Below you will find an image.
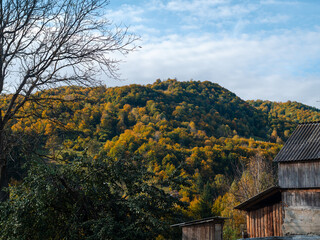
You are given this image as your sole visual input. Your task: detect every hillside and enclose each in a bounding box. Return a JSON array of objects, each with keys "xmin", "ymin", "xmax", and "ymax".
[
  {"xmin": 5, "ymin": 79, "xmax": 320, "ymax": 238},
  {"xmin": 247, "ymin": 100, "xmax": 320, "ymax": 142},
  {"xmin": 26, "ymin": 79, "xmax": 270, "ymax": 141},
  {"xmin": 9, "ymin": 79, "xmax": 320, "ymax": 198}
]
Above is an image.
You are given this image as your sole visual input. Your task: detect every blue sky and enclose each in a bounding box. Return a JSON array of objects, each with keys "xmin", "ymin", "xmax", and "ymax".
[{"xmin": 104, "ymin": 0, "xmax": 320, "ymax": 107}]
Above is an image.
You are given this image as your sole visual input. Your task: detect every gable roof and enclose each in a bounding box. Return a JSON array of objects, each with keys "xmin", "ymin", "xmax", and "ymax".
[{"xmin": 274, "ymin": 122, "xmax": 320, "ymax": 163}]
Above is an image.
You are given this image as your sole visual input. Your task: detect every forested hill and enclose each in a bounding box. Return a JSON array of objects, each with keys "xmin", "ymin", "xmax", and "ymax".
[
  {"xmin": 6, "ymin": 79, "xmax": 320, "ymax": 239},
  {"xmin": 15, "ymin": 79, "xmax": 270, "ymax": 140},
  {"xmin": 103, "ymin": 79, "xmax": 270, "ymax": 140},
  {"xmin": 14, "ymin": 79, "xmax": 319, "ymax": 143},
  {"xmin": 9, "ymin": 79, "xmax": 320, "ymax": 157},
  {"xmin": 247, "ymin": 100, "xmax": 320, "ymax": 142},
  {"xmin": 248, "ymin": 99, "xmax": 320, "ymax": 122}
]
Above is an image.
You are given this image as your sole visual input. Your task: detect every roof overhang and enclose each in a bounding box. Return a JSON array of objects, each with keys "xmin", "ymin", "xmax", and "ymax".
[{"xmin": 234, "ymin": 186, "xmax": 281, "ymax": 211}]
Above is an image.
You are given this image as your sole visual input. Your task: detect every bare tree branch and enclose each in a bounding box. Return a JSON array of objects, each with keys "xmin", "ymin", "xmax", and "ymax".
[
  {"xmin": 0, "ymin": 0, "xmax": 139, "ymax": 200},
  {"xmin": 0, "ymin": 0, "xmax": 138, "ymax": 120}
]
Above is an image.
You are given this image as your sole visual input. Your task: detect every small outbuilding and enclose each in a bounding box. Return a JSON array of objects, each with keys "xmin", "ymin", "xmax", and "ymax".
[
  {"xmin": 235, "ymin": 122, "xmax": 320, "ymax": 238},
  {"xmin": 171, "ymin": 217, "xmax": 227, "ymax": 240},
  {"xmin": 234, "ymin": 186, "xmax": 283, "ymax": 238}
]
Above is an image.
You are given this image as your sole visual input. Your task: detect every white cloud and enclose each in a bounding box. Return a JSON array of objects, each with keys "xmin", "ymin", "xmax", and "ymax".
[
  {"xmin": 162, "ymin": 0, "xmax": 258, "ymax": 23},
  {"xmin": 261, "ymin": 0, "xmax": 299, "ymax": 5},
  {"xmin": 105, "ymin": 0, "xmax": 289, "ymax": 38},
  {"xmin": 104, "ymin": 0, "xmax": 320, "ymax": 108},
  {"xmin": 258, "ymin": 14, "xmax": 290, "ymax": 24},
  {"xmin": 109, "ymin": 29, "xmax": 320, "ymax": 107},
  {"xmin": 165, "ymin": 0, "xmax": 227, "ymax": 12},
  {"xmin": 105, "ymin": 5, "xmax": 145, "ymax": 24}
]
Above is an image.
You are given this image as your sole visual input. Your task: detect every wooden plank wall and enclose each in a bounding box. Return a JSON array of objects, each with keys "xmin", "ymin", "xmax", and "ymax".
[
  {"xmin": 182, "ymin": 223, "xmax": 223, "ymax": 240},
  {"xmin": 283, "ymin": 189, "xmax": 320, "ymax": 207},
  {"xmin": 247, "ymin": 203, "xmax": 283, "ymax": 238},
  {"xmin": 279, "ymin": 162, "xmax": 320, "ymax": 188}
]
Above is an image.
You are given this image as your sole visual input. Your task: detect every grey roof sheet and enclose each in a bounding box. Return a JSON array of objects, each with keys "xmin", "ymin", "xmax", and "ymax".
[
  {"xmin": 170, "ymin": 216, "xmax": 227, "ymax": 227},
  {"xmin": 274, "ymin": 122, "xmax": 320, "ymax": 162}
]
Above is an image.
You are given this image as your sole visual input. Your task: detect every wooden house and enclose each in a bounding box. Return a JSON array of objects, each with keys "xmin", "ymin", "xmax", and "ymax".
[
  {"xmin": 235, "ymin": 122, "xmax": 320, "ymax": 238},
  {"xmin": 171, "ymin": 217, "xmax": 227, "ymax": 240}
]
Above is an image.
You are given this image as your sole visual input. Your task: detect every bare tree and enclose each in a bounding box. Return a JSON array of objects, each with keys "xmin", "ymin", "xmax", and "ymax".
[
  {"xmin": 232, "ymin": 153, "xmax": 277, "ymax": 203},
  {"xmin": 0, "ymin": 0, "xmax": 138, "ymax": 200}
]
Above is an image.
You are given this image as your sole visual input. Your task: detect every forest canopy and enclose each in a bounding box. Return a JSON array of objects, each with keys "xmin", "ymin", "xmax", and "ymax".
[{"xmin": 1, "ymin": 79, "xmax": 319, "ymax": 239}]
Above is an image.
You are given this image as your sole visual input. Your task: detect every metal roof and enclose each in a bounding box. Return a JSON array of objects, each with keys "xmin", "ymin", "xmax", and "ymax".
[
  {"xmin": 234, "ymin": 186, "xmax": 281, "ymax": 211},
  {"xmin": 170, "ymin": 216, "xmax": 227, "ymax": 228},
  {"xmin": 273, "ymin": 122, "xmax": 320, "ymax": 162}
]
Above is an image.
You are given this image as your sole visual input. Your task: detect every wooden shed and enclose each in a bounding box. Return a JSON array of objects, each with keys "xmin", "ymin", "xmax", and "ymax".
[
  {"xmin": 234, "ymin": 186, "xmax": 283, "ymax": 238},
  {"xmin": 235, "ymin": 122, "xmax": 320, "ymax": 238},
  {"xmin": 171, "ymin": 217, "xmax": 227, "ymax": 240}
]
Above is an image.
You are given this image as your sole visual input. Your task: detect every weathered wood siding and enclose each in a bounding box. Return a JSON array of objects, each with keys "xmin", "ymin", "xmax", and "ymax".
[
  {"xmin": 278, "ymin": 162, "xmax": 320, "ymax": 188},
  {"xmin": 247, "ymin": 203, "xmax": 283, "ymax": 238},
  {"xmin": 182, "ymin": 223, "xmax": 223, "ymax": 240},
  {"xmin": 283, "ymin": 189, "xmax": 320, "ymax": 207}
]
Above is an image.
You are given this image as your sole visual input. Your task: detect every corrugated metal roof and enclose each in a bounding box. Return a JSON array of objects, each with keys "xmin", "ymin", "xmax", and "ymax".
[{"xmin": 274, "ymin": 122, "xmax": 320, "ymax": 162}]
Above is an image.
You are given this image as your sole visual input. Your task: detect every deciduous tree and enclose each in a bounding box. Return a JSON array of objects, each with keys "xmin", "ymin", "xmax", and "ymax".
[
  {"xmin": 0, "ymin": 155, "xmax": 184, "ymax": 239},
  {"xmin": 0, "ymin": 0, "xmax": 137, "ymax": 200}
]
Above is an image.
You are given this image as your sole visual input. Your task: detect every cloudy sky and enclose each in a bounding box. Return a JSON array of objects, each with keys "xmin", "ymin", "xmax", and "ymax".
[{"xmin": 105, "ymin": 0, "xmax": 320, "ymax": 107}]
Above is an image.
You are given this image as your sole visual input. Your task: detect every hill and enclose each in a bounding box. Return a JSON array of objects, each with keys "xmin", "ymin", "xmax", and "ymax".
[
  {"xmin": 5, "ymin": 79, "xmax": 320, "ymax": 238},
  {"xmin": 9, "ymin": 79, "xmax": 320, "ymax": 197},
  {"xmin": 247, "ymin": 100, "xmax": 320, "ymax": 142}
]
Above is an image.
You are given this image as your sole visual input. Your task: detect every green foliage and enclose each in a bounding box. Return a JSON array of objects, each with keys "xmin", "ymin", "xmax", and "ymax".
[
  {"xmin": 223, "ymin": 223, "xmax": 240, "ymax": 240},
  {"xmin": 2, "ymin": 79, "xmax": 320, "ymax": 238},
  {"xmin": 248, "ymin": 99, "xmax": 320, "ymax": 141},
  {"xmin": 0, "ymin": 156, "xmax": 185, "ymax": 240}
]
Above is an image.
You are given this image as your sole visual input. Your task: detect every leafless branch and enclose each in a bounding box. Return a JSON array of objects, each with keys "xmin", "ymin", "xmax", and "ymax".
[
  {"xmin": 0, "ymin": 0, "xmax": 138, "ymax": 125},
  {"xmin": 0, "ymin": 0, "xmax": 139, "ymax": 198}
]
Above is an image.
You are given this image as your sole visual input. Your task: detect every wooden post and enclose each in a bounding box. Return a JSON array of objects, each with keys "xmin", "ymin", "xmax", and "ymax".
[
  {"xmin": 264, "ymin": 206, "xmax": 268, "ymax": 237},
  {"xmin": 280, "ymin": 202, "xmax": 283, "ymax": 236},
  {"xmin": 250, "ymin": 211, "xmax": 253, "ymax": 238},
  {"xmin": 268, "ymin": 205, "xmax": 272, "ymax": 236},
  {"xmin": 275, "ymin": 203, "xmax": 278, "ymax": 236},
  {"xmin": 253, "ymin": 211, "xmax": 258, "ymax": 237},
  {"xmin": 273, "ymin": 204, "xmax": 276, "ymax": 236},
  {"xmin": 257, "ymin": 209, "xmax": 260, "ymax": 237},
  {"xmin": 247, "ymin": 213, "xmax": 250, "ymax": 237}
]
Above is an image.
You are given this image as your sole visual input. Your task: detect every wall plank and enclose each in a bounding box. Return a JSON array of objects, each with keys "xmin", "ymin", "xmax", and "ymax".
[
  {"xmin": 181, "ymin": 222, "xmax": 224, "ymax": 240},
  {"xmin": 279, "ymin": 162, "xmax": 320, "ymax": 188},
  {"xmin": 247, "ymin": 202, "xmax": 283, "ymax": 238},
  {"xmin": 283, "ymin": 190, "xmax": 320, "ymax": 207}
]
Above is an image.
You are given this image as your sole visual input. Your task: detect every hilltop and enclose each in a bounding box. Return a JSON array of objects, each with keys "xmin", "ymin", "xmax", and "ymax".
[{"xmin": 5, "ymin": 79, "xmax": 320, "ymax": 238}]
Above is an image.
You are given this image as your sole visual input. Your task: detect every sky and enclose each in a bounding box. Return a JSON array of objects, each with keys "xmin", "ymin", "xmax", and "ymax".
[{"xmin": 104, "ymin": 0, "xmax": 320, "ymax": 107}]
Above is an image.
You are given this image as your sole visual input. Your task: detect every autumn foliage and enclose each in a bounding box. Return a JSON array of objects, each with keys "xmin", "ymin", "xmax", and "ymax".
[{"xmin": 2, "ymin": 79, "xmax": 319, "ymax": 239}]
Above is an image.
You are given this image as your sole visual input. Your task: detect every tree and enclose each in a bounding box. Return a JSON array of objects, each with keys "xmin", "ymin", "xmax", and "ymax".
[
  {"xmin": 0, "ymin": 0, "xmax": 138, "ymax": 200},
  {"xmin": 233, "ymin": 153, "xmax": 277, "ymax": 202},
  {"xmin": 188, "ymin": 182, "xmax": 215, "ymax": 219},
  {"xmin": 0, "ymin": 155, "xmax": 184, "ymax": 240}
]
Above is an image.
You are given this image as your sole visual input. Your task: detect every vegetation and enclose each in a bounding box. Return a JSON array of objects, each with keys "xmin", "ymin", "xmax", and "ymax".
[
  {"xmin": 1, "ymin": 79, "xmax": 319, "ymax": 239},
  {"xmin": 248, "ymin": 100, "xmax": 320, "ymax": 142},
  {"xmin": 0, "ymin": 0, "xmax": 137, "ymax": 200},
  {"xmin": 0, "ymin": 155, "xmax": 184, "ymax": 240}
]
